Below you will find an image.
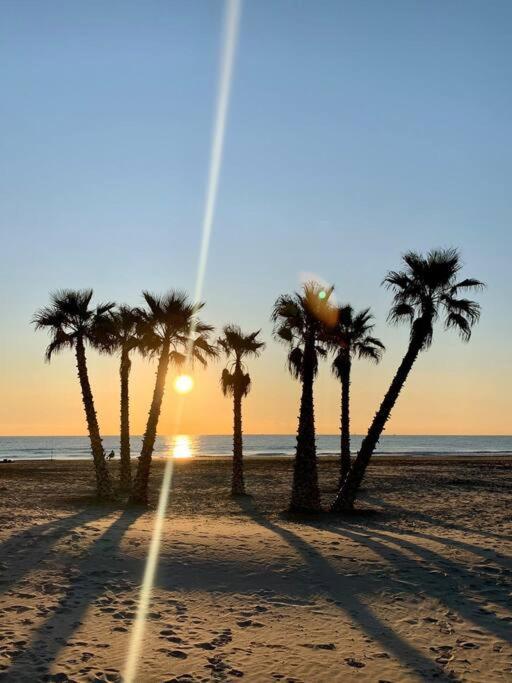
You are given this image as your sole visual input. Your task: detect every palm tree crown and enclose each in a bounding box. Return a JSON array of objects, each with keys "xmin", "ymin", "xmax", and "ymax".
[
  {"xmin": 33, "ymin": 289, "xmax": 115, "ymax": 359},
  {"xmin": 271, "ymin": 281, "xmax": 335, "ymax": 379},
  {"xmin": 136, "ymin": 290, "xmax": 216, "ymax": 365},
  {"xmin": 328, "ymin": 305, "xmax": 385, "ymax": 378},
  {"xmin": 385, "ymin": 248, "xmax": 484, "ymax": 348},
  {"xmin": 218, "ymin": 325, "xmax": 265, "ymax": 397},
  {"xmin": 105, "ymin": 305, "xmax": 142, "ymax": 356}
]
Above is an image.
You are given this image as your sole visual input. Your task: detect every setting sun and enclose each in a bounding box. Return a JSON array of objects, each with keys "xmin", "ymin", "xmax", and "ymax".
[{"xmin": 174, "ymin": 374, "xmax": 194, "ymax": 394}]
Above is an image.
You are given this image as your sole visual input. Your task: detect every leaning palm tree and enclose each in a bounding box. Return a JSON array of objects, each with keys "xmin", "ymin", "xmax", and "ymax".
[
  {"xmin": 272, "ymin": 282, "xmax": 336, "ymax": 512},
  {"xmin": 104, "ymin": 305, "xmax": 143, "ymax": 492},
  {"xmin": 332, "ymin": 248, "xmax": 484, "ymax": 511},
  {"xmin": 130, "ymin": 291, "xmax": 216, "ymax": 505},
  {"xmin": 218, "ymin": 325, "xmax": 265, "ymax": 496},
  {"xmin": 33, "ymin": 289, "xmax": 115, "ymax": 499},
  {"xmin": 325, "ymin": 305, "xmax": 384, "ymax": 486}
]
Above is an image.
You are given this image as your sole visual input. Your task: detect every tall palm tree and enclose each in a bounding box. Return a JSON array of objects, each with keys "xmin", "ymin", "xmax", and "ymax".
[
  {"xmin": 272, "ymin": 282, "xmax": 336, "ymax": 512},
  {"xmin": 33, "ymin": 289, "xmax": 115, "ymax": 500},
  {"xmin": 218, "ymin": 325, "xmax": 265, "ymax": 496},
  {"xmin": 332, "ymin": 248, "xmax": 484, "ymax": 512},
  {"xmin": 130, "ymin": 291, "xmax": 216, "ymax": 505},
  {"xmin": 104, "ymin": 305, "xmax": 143, "ymax": 492},
  {"xmin": 325, "ymin": 305, "xmax": 384, "ymax": 486}
]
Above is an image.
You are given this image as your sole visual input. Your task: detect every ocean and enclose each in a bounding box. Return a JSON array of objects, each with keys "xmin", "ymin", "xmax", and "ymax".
[{"xmin": 1, "ymin": 434, "xmax": 511, "ymax": 461}]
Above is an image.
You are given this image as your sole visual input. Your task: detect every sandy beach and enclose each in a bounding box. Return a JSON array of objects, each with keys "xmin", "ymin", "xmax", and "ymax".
[{"xmin": 0, "ymin": 455, "xmax": 511, "ymax": 682}]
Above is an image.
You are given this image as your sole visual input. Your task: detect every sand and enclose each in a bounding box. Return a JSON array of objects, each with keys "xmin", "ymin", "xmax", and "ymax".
[{"xmin": 0, "ymin": 455, "xmax": 511, "ymax": 682}]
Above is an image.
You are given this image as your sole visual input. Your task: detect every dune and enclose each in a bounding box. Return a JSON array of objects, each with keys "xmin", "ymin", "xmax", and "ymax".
[{"xmin": 0, "ymin": 455, "xmax": 511, "ymax": 682}]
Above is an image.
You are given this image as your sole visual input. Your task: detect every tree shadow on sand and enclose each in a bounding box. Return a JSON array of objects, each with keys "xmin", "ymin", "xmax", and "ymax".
[
  {"xmin": 0, "ymin": 508, "xmax": 142, "ymax": 682},
  {"xmin": 364, "ymin": 494, "xmax": 512, "ymax": 544},
  {"xmin": 239, "ymin": 495, "xmax": 512, "ymax": 681},
  {"xmin": 236, "ymin": 497, "xmax": 456, "ymax": 682},
  {"xmin": 363, "ymin": 496, "xmax": 512, "ymax": 569},
  {"xmin": 331, "ymin": 524, "xmax": 512, "ymax": 643},
  {"xmin": 0, "ymin": 508, "xmax": 111, "ymax": 598}
]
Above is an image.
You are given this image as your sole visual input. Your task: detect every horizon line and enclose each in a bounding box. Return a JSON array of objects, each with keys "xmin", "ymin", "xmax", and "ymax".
[{"xmin": 2, "ymin": 433, "xmax": 511, "ymax": 438}]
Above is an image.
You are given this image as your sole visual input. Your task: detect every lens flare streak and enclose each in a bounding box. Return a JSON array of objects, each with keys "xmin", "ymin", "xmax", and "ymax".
[
  {"xmin": 194, "ymin": 0, "xmax": 241, "ymax": 307},
  {"xmin": 123, "ymin": 3, "xmax": 241, "ymax": 681},
  {"xmin": 122, "ymin": 455, "xmax": 175, "ymax": 683}
]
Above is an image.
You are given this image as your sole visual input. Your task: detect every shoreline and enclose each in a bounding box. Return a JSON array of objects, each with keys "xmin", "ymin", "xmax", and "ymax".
[{"xmin": 3, "ymin": 452, "xmax": 512, "ymax": 464}]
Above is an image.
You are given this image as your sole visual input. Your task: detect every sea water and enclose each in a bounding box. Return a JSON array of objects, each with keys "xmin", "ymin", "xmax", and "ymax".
[{"xmin": 1, "ymin": 434, "xmax": 511, "ymax": 460}]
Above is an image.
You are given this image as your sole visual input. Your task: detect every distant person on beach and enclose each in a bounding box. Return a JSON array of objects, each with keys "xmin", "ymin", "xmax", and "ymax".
[{"xmin": 106, "ymin": 450, "xmax": 115, "ymax": 460}]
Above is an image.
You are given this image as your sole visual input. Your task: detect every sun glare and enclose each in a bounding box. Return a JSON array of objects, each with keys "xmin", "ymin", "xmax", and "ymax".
[
  {"xmin": 173, "ymin": 435, "xmax": 192, "ymax": 458},
  {"xmin": 174, "ymin": 374, "xmax": 194, "ymax": 394}
]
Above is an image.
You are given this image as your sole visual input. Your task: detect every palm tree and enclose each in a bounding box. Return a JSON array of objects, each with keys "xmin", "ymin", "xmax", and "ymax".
[
  {"xmin": 325, "ymin": 305, "xmax": 384, "ymax": 486},
  {"xmin": 129, "ymin": 291, "xmax": 216, "ymax": 505},
  {"xmin": 218, "ymin": 325, "xmax": 265, "ymax": 496},
  {"xmin": 272, "ymin": 282, "xmax": 336, "ymax": 512},
  {"xmin": 33, "ymin": 289, "xmax": 115, "ymax": 500},
  {"xmin": 332, "ymin": 248, "xmax": 484, "ymax": 512},
  {"xmin": 104, "ymin": 305, "xmax": 143, "ymax": 492}
]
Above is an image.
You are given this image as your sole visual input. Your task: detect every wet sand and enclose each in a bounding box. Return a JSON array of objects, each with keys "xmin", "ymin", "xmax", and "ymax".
[{"xmin": 0, "ymin": 455, "xmax": 511, "ymax": 682}]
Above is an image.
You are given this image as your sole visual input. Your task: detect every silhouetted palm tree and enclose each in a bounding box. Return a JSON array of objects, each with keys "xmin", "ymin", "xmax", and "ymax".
[
  {"xmin": 33, "ymin": 289, "xmax": 115, "ymax": 499},
  {"xmin": 272, "ymin": 282, "xmax": 336, "ymax": 512},
  {"xmin": 130, "ymin": 291, "xmax": 216, "ymax": 505},
  {"xmin": 332, "ymin": 248, "xmax": 484, "ymax": 511},
  {"xmin": 104, "ymin": 305, "xmax": 143, "ymax": 492},
  {"xmin": 325, "ymin": 305, "xmax": 384, "ymax": 486},
  {"xmin": 218, "ymin": 325, "xmax": 265, "ymax": 496}
]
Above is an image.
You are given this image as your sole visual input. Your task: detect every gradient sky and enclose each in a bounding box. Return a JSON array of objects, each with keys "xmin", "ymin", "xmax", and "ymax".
[{"xmin": 1, "ymin": 0, "xmax": 511, "ymax": 437}]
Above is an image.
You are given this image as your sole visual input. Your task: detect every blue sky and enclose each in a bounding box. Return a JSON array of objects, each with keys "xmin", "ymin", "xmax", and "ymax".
[{"xmin": 1, "ymin": 1, "xmax": 511, "ymax": 435}]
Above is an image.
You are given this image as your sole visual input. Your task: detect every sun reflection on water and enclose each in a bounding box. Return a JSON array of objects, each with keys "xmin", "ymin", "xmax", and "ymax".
[{"xmin": 172, "ymin": 435, "xmax": 193, "ymax": 459}]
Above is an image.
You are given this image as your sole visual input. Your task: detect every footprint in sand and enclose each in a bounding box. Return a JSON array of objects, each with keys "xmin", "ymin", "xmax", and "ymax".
[{"xmin": 168, "ymin": 650, "xmax": 188, "ymax": 659}]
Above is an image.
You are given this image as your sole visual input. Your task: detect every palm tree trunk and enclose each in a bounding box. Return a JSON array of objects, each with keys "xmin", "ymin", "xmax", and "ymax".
[
  {"xmin": 231, "ymin": 382, "xmax": 245, "ymax": 496},
  {"xmin": 75, "ymin": 337, "xmax": 113, "ymax": 500},
  {"xmin": 331, "ymin": 331, "xmax": 425, "ymax": 512},
  {"xmin": 130, "ymin": 340, "xmax": 170, "ymax": 505},
  {"xmin": 339, "ymin": 356, "xmax": 351, "ymax": 487},
  {"xmin": 290, "ymin": 331, "xmax": 321, "ymax": 512},
  {"xmin": 119, "ymin": 347, "xmax": 132, "ymax": 492}
]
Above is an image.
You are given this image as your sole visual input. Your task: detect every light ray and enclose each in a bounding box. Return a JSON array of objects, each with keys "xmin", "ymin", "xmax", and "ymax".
[
  {"xmin": 123, "ymin": 3, "xmax": 241, "ymax": 681},
  {"xmin": 122, "ymin": 445, "xmax": 176, "ymax": 683},
  {"xmin": 194, "ymin": 0, "xmax": 241, "ymax": 308}
]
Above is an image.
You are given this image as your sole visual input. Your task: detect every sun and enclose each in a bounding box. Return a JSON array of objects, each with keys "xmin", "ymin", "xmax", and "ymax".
[{"xmin": 174, "ymin": 374, "xmax": 194, "ymax": 394}]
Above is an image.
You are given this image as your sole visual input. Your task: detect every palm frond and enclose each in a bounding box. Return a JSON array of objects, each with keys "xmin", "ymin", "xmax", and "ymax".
[
  {"xmin": 387, "ymin": 302, "xmax": 415, "ymax": 325},
  {"xmin": 450, "ymin": 278, "xmax": 486, "ymax": 294},
  {"xmin": 45, "ymin": 329, "xmax": 74, "ymax": 362},
  {"xmin": 169, "ymin": 351, "xmax": 186, "ymax": 366},
  {"xmin": 287, "ymin": 346, "xmax": 303, "ymax": 379},
  {"xmin": 240, "ymin": 372, "xmax": 252, "ymax": 397},
  {"xmin": 441, "ymin": 296, "xmax": 481, "ymax": 324},
  {"xmin": 357, "ymin": 344, "xmax": 384, "ymax": 363},
  {"xmin": 221, "ymin": 368, "xmax": 235, "ymax": 396},
  {"xmin": 445, "ymin": 312, "xmax": 473, "ymax": 341}
]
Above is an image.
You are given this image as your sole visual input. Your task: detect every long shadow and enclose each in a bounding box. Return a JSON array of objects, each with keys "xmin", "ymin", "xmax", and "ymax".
[
  {"xmin": 375, "ymin": 521, "xmax": 512, "ymax": 568},
  {"xmin": 0, "ymin": 507, "xmax": 111, "ymax": 597},
  {"xmin": 341, "ymin": 492, "xmax": 512, "ymax": 568},
  {"xmin": 236, "ymin": 498, "xmax": 452, "ymax": 682},
  {"xmin": 325, "ymin": 522, "xmax": 512, "ymax": 646},
  {"xmin": 364, "ymin": 494, "xmax": 512, "ymax": 543},
  {"xmin": 1, "ymin": 508, "xmax": 142, "ymax": 682}
]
